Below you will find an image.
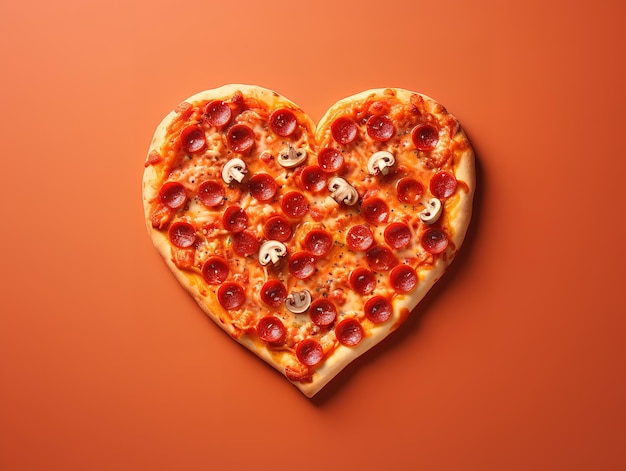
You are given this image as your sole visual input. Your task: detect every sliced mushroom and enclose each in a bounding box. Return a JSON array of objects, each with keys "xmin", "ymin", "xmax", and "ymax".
[
  {"xmin": 221, "ymin": 158, "xmax": 247, "ymax": 183},
  {"xmin": 277, "ymin": 145, "xmax": 307, "ymax": 168},
  {"xmin": 367, "ymin": 151, "xmax": 395, "ymax": 176},
  {"xmin": 328, "ymin": 177, "xmax": 359, "ymax": 206},
  {"xmin": 258, "ymin": 240, "xmax": 287, "ymax": 266},
  {"xmin": 419, "ymin": 197, "xmax": 443, "ymax": 224},
  {"xmin": 285, "ymin": 289, "xmax": 312, "ymax": 314}
]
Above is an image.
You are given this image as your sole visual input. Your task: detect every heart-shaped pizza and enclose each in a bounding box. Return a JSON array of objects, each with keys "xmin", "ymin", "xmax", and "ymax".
[{"xmin": 142, "ymin": 84, "xmax": 475, "ymax": 397}]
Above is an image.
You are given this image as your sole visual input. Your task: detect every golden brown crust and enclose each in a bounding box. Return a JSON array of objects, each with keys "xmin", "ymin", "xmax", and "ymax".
[{"xmin": 142, "ymin": 85, "xmax": 475, "ymax": 398}]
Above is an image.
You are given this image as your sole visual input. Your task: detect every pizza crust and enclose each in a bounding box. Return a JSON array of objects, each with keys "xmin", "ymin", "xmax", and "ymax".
[{"xmin": 142, "ymin": 85, "xmax": 475, "ymax": 398}]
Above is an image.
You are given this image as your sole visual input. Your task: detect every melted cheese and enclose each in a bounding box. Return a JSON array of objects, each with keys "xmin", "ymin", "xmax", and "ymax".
[{"xmin": 145, "ymin": 87, "xmax": 470, "ymax": 391}]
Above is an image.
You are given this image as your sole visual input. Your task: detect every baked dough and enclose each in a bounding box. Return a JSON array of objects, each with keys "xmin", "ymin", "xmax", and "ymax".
[{"xmin": 143, "ymin": 85, "xmax": 474, "ymax": 397}]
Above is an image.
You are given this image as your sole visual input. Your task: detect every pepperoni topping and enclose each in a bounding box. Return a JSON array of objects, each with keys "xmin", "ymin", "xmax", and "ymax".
[
  {"xmin": 222, "ymin": 206, "xmax": 248, "ymax": 233},
  {"xmin": 159, "ymin": 181, "xmax": 187, "ymax": 209},
  {"xmin": 281, "ymin": 191, "xmax": 309, "ymax": 219},
  {"xmin": 204, "ymin": 100, "xmax": 231, "ymax": 127},
  {"xmin": 269, "ymin": 108, "xmax": 298, "ymax": 137},
  {"xmin": 364, "ymin": 296, "xmax": 393, "ymax": 324},
  {"xmin": 421, "ymin": 228, "xmax": 449, "ymax": 254},
  {"xmin": 249, "ymin": 173, "xmax": 278, "ymax": 201},
  {"xmin": 309, "ymin": 299, "xmax": 337, "ymax": 327},
  {"xmin": 232, "ymin": 231, "xmax": 259, "ymax": 257},
  {"xmin": 300, "ymin": 166, "xmax": 327, "ymax": 193},
  {"xmin": 366, "ymin": 115, "xmax": 395, "ymax": 142},
  {"xmin": 389, "ymin": 265, "xmax": 418, "ymax": 293},
  {"xmin": 227, "ymin": 124, "xmax": 255, "ymax": 153},
  {"xmin": 256, "ymin": 316, "xmax": 286, "ymax": 344},
  {"xmin": 303, "ymin": 229, "xmax": 333, "ymax": 257},
  {"xmin": 201, "ymin": 256, "xmax": 229, "ymax": 284},
  {"xmin": 263, "ymin": 215, "xmax": 292, "ymax": 242},
  {"xmin": 288, "ymin": 252, "xmax": 316, "ymax": 280},
  {"xmin": 396, "ymin": 177, "xmax": 424, "ymax": 204},
  {"xmin": 145, "ymin": 150, "xmax": 163, "ymax": 167},
  {"xmin": 180, "ymin": 125, "xmax": 206, "ymax": 153},
  {"xmin": 349, "ymin": 267, "xmax": 377, "ymax": 295},
  {"xmin": 260, "ymin": 279, "xmax": 288, "ymax": 307},
  {"xmin": 430, "ymin": 171, "xmax": 458, "ymax": 199},
  {"xmin": 296, "ymin": 338, "xmax": 324, "ymax": 366},
  {"xmin": 384, "ymin": 222, "xmax": 412, "ymax": 249},
  {"xmin": 360, "ymin": 197, "xmax": 390, "ymax": 225},
  {"xmin": 335, "ymin": 318, "xmax": 364, "ymax": 347},
  {"xmin": 197, "ymin": 180, "xmax": 225, "ymax": 207},
  {"xmin": 217, "ymin": 282, "xmax": 246, "ymax": 310},
  {"xmin": 345, "ymin": 224, "xmax": 374, "ymax": 251},
  {"xmin": 168, "ymin": 221, "xmax": 196, "ymax": 248},
  {"xmin": 331, "ymin": 117, "xmax": 358, "ymax": 145},
  {"xmin": 317, "ymin": 148, "xmax": 344, "ymax": 173},
  {"xmin": 412, "ymin": 124, "xmax": 439, "ymax": 150},
  {"xmin": 366, "ymin": 245, "xmax": 399, "ymax": 271}
]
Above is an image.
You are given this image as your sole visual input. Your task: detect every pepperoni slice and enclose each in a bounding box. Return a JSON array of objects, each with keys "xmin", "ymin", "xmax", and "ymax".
[
  {"xmin": 180, "ymin": 125, "xmax": 206, "ymax": 153},
  {"xmin": 335, "ymin": 318, "xmax": 364, "ymax": 347},
  {"xmin": 263, "ymin": 215, "xmax": 292, "ymax": 242},
  {"xmin": 300, "ymin": 166, "xmax": 327, "ymax": 193},
  {"xmin": 364, "ymin": 296, "xmax": 393, "ymax": 324},
  {"xmin": 288, "ymin": 252, "xmax": 316, "ymax": 280},
  {"xmin": 260, "ymin": 279, "xmax": 288, "ymax": 307},
  {"xmin": 389, "ymin": 265, "xmax": 418, "ymax": 294},
  {"xmin": 249, "ymin": 173, "xmax": 278, "ymax": 201},
  {"xmin": 430, "ymin": 171, "xmax": 458, "ymax": 199},
  {"xmin": 281, "ymin": 191, "xmax": 309, "ymax": 219},
  {"xmin": 217, "ymin": 282, "xmax": 246, "ymax": 310},
  {"xmin": 309, "ymin": 299, "xmax": 337, "ymax": 327},
  {"xmin": 256, "ymin": 316, "xmax": 286, "ymax": 344},
  {"xmin": 366, "ymin": 245, "xmax": 399, "ymax": 271},
  {"xmin": 349, "ymin": 267, "xmax": 377, "ymax": 295},
  {"xmin": 227, "ymin": 124, "xmax": 255, "ymax": 153},
  {"xmin": 317, "ymin": 148, "xmax": 344, "ymax": 173},
  {"xmin": 345, "ymin": 224, "xmax": 374, "ymax": 251},
  {"xmin": 360, "ymin": 197, "xmax": 389, "ymax": 225},
  {"xmin": 421, "ymin": 228, "xmax": 449, "ymax": 254},
  {"xmin": 303, "ymin": 229, "xmax": 333, "ymax": 257},
  {"xmin": 197, "ymin": 180, "xmax": 225, "ymax": 207},
  {"xmin": 412, "ymin": 124, "xmax": 439, "ymax": 151},
  {"xmin": 159, "ymin": 181, "xmax": 187, "ymax": 209},
  {"xmin": 296, "ymin": 338, "xmax": 324, "ymax": 366},
  {"xmin": 232, "ymin": 231, "xmax": 259, "ymax": 257},
  {"xmin": 396, "ymin": 177, "xmax": 424, "ymax": 204},
  {"xmin": 366, "ymin": 115, "xmax": 395, "ymax": 142},
  {"xmin": 384, "ymin": 222, "xmax": 412, "ymax": 249},
  {"xmin": 168, "ymin": 221, "xmax": 196, "ymax": 248},
  {"xmin": 269, "ymin": 108, "xmax": 298, "ymax": 137},
  {"xmin": 331, "ymin": 117, "xmax": 358, "ymax": 145},
  {"xmin": 204, "ymin": 100, "xmax": 231, "ymax": 127},
  {"xmin": 222, "ymin": 206, "xmax": 248, "ymax": 233},
  {"xmin": 201, "ymin": 256, "xmax": 229, "ymax": 284}
]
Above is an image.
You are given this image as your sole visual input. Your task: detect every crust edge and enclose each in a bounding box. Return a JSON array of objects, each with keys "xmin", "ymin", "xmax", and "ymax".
[{"xmin": 142, "ymin": 85, "xmax": 475, "ymax": 398}]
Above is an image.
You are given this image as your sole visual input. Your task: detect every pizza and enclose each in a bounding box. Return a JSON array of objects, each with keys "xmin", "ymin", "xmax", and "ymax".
[{"xmin": 142, "ymin": 84, "xmax": 475, "ymax": 397}]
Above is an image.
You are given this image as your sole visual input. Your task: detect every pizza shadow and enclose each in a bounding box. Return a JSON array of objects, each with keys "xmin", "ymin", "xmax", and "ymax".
[{"xmin": 310, "ymin": 151, "xmax": 485, "ymax": 406}]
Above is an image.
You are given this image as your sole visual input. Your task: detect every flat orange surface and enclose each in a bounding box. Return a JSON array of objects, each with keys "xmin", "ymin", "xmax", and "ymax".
[{"xmin": 1, "ymin": 0, "xmax": 625, "ymax": 469}]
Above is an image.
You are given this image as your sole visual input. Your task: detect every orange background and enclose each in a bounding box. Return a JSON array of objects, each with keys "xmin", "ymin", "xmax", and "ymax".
[{"xmin": 1, "ymin": 0, "xmax": 625, "ymax": 469}]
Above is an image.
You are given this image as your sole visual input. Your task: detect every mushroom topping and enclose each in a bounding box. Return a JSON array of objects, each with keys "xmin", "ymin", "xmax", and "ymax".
[
  {"xmin": 258, "ymin": 240, "xmax": 287, "ymax": 266},
  {"xmin": 285, "ymin": 289, "xmax": 312, "ymax": 314},
  {"xmin": 328, "ymin": 177, "xmax": 359, "ymax": 206},
  {"xmin": 419, "ymin": 197, "xmax": 443, "ymax": 224},
  {"xmin": 277, "ymin": 145, "xmax": 307, "ymax": 168},
  {"xmin": 221, "ymin": 158, "xmax": 247, "ymax": 184},
  {"xmin": 367, "ymin": 151, "xmax": 395, "ymax": 176}
]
